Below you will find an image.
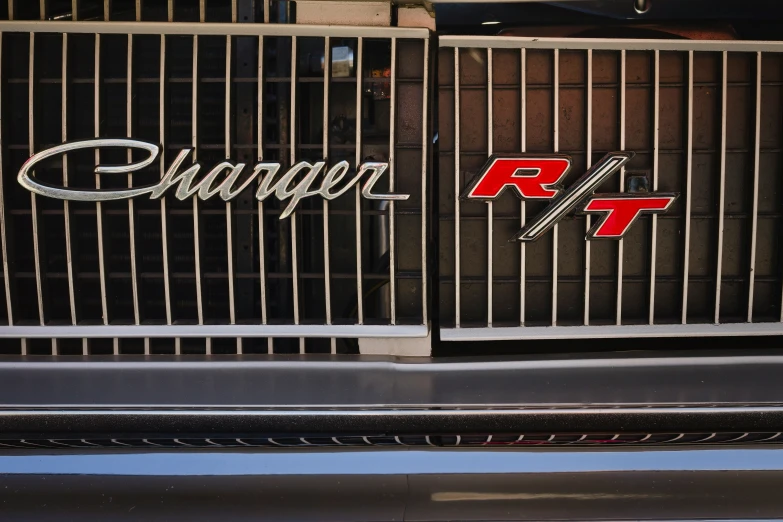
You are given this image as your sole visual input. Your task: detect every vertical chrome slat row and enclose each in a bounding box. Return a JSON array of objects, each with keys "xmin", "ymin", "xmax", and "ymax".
[
  {"xmin": 649, "ymin": 50, "xmax": 660, "ymax": 325},
  {"xmin": 583, "ymin": 49, "xmax": 592, "ymax": 325},
  {"xmin": 715, "ymin": 51, "xmax": 728, "ymax": 324},
  {"xmin": 616, "ymin": 49, "xmax": 626, "ymax": 325},
  {"xmin": 257, "ymin": 35, "xmax": 272, "ymax": 352},
  {"xmin": 323, "ymin": 36, "xmax": 335, "ymax": 353},
  {"xmin": 551, "ymin": 48, "xmax": 559, "ymax": 326},
  {"xmin": 355, "ymin": 37, "xmax": 364, "ymax": 326},
  {"xmin": 290, "ymin": 35, "xmax": 304, "ymax": 353},
  {"xmin": 453, "ymin": 47, "xmax": 460, "ymax": 328},
  {"xmin": 681, "ymin": 50, "xmax": 694, "ymax": 324},
  {"xmin": 519, "ymin": 48, "xmax": 526, "ymax": 326},
  {"xmin": 0, "ymin": 34, "xmax": 14, "ymax": 338},
  {"xmin": 388, "ymin": 37, "xmax": 398, "ymax": 326},
  {"xmin": 747, "ymin": 51, "xmax": 762, "ymax": 322},
  {"xmin": 486, "ymin": 48, "xmax": 493, "ymax": 326}
]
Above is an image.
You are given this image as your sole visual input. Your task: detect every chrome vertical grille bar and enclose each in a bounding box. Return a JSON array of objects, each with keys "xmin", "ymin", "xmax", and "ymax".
[
  {"xmin": 389, "ymin": 36, "xmax": 398, "ymax": 326},
  {"xmin": 551, "ymin": 48, "xmax": 559, "ymax": 326},
  {"xmin": 263, "ymin": 0, "xmax": 270, "ymax": 23},
  {"xmin": 454, "ymin": 47, "xmax": 461, "ymax": 328},
  {"xmin": 421, "ymin": 37, "xmax": 429, "ymax": 327},
  {"xmin": 519, "ymin": 48, "xmax": 526, "ymax": 326},
  {"xmin": 748, "ymin": 51, "xmax": 762, "ymax": 322},
  {"xmin": 716, "ymin": 51, "xmax": 728, "ymax": 324},
  {"xmin": 258, "ymin": 35, "xmax": 271, "ymax": 352},
  {"xmin": 199, "ymin": 0, "xmax": 205, "ymax": 22},
  {"xmin": 681, "ymin": 50, "xmax": 694, "ymax": 325},
  {"xmin": 486, "ymin": 48, "xmax": 493, "ymax": 327},
  {"xmin": 193, "ymin": 9, "xmax": 207, "ymax": 353},
  {"xmin": 224, "ymin": 34, "xmax": 239, "ymax": 353},
  {"xmin": 0, "ymin": 34, "xmax": 13, "ymax": 334},
  {"xmin": 29, "ymin": 33, "xmax": 48, "ymax": 354},
  {"xmin": 290, "ymin": 35, "xmax": 304, "ymax": 352},
  {"xmin": 62, "ymin": 34, "xmax": 78, "ymax": 331},
  {"xmin": 159, "ymin": 33, "xmax": 173, "ymax": 352},
  {"xmin": 616, "ymin": 49, "xmax": 626, "ymax": 326},
  {"xmin": 649, "ymin": 49, "xmax": 660, "ymax": 325},
  {"xmin": 323, "ymin": 36, "xmax": 335, "ymax": 353},
  {"xmin": 94, "ymin": 32, "xmax": 112, "ymax": 354},
  {"xmin": 168, "ymin": 0, "xmax": 174, "ymax": 21},
  {"xmin": 584, "ymin": 49, "xmax": 592, "ymax": 326},
  {"xmin": 127, "ymin": 34, "xmax": 141, "ymax": 334},
  {"xmin": 355, "ymin": 37, "xmax": 364, "ymax": 325},
  {"xmin": 71, "ymin": 0, "xmax": 79, "ymax": 20}
]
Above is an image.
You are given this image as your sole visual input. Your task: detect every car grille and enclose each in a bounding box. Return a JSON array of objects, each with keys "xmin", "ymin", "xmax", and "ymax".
[
  {"xmin": 0, "ymin": 1, "xmax": 430, "ymax": 355},
  {"xmin": 438, "ymin": 36, "xmax": 783, "ymax": 341}
]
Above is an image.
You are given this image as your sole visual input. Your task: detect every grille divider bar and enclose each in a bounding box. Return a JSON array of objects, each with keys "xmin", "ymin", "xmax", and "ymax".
[
  {"xmin": 258, "ymin": 35, "xmax": 271, "ymax": 353},
  {"xmin": 355, "ymin": 37, "xmax": 364, "ymax": 326},
  {"xmin": 0, "ymin": 33, "xmax": 15, "ymax": 339},
  {"xmin": 421, "ymin": 37, "xmax": 429, "ymax": 328},
  {"xmin": 552, "ymin": 48, "xmax": 559, "ymax": 326},
  {"xmin": 62, "ymin": 34, "xmax": 80, "ymax": 338},
  {"xmin": 454, "ymin": 47, "xmax": 460, "ymax": 328},
  {"xmin": 29, "ymin": 33, "xmax": 51, "ymax": 354},
  {"xmin": 649, "ymin": 50, "xmax": 660, "ymax": 325},
  {"xmin": 193, "ymin": 11, "xmax": 208, "ymax": 354},
  {"xmin": 519, "ymin": 48, "xmax": 526, "ymax": 326},
  {"xmin": 127, "ymin": 34, "xmax": 142, "ymax": 339},
  {"xmin": 159, "ymin": 34, "xmax": 173, "ymax": 354},
  {"xmin": 748, "ymin": 51, "xmax": 762, "ymax": 322},
  {"xmin": 225, "ymin": 34, "xmax": 240, "ymax": 353},
  {"xmin": 681, "ymin": 50, "xmax": 694, "ymax": 324},
  {"xmin": 584, "ymin": 49, "xmax": 592, "ymax": 325},
  {"xmin": 290, "ymin": 35, "xmax": 304, "ymax": 353},
  {"xmin": 616, "ymin": 49, "xmax": 626, "ymax": 326},
  {"xmin": 487, "ymin": 48, "xmax": 493, "ymax": 327},
  {"xmin": 715, "ymin": 51, "xmax": 728, "ymax": 324},
  {"xmin": 94, "ymin": 33, "xmax": 113, "ymax": 354},
  {"xmin": 389, "ymin": 36, "xmax": 398, "ymax": 326},
  {"xmin": 323, "ymin": 36, "xmax": 335, "ymax": 353}
]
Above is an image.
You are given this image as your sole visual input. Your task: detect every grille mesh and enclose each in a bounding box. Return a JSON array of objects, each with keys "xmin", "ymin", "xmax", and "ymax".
[
  {"xmin": 438, "ymin": 38, "xmax": 783, "ymax": 339},
  {"xmin": 0, "ymin": 16, "xmax": 430, "ymax": 354}
]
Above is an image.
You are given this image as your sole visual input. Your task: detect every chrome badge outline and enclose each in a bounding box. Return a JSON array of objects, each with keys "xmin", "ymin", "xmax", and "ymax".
[
  {"xmin": 461, "ymin": 151, "xmax": 678, "ymax": 241},
  {"xmin": 18, "ymin": 139, "xmax": 409, "ymax": 218}
]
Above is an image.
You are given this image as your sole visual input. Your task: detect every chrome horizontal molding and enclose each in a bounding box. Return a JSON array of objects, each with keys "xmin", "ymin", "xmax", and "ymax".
[
  {"xmin": 442, "ymin": 323, "xmax": 783, "ymax": 341},
  {"xmin": 439, "ymin": 35, "xmax": 783, "ymax": 52},
  {"xmin": 0, "ymin": 20, "xmax": 429, "ymax": 39},
  {"xmin": 3, "ymin": 352, "xmax": 783, "ymax": 408},
  {"xmin": 0, "ymin": 324, "xmax": 429, "ymax": 339},
  {"xmin": 2, "ymin": 406, "xmax": 783, "ymax": 437}
]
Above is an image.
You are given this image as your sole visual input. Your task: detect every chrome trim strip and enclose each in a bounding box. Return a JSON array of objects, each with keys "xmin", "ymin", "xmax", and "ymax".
[
  {"xmin": 551, "ymin": 48, "xmax": 559, "ymax": 326},
  {"xmin": 323, "ymin": 36, "xmax": 335, "ymax": 354},
  {"xmin": 519, "ymin": 48, "xmax": 526, "ymax": 326},
  {"xmin": 389, "ymin": 37, "xmax": 398, "ymax": 326},
  {"xmin": 487, "ymin": 48, "xmax": 493, "ymax": 327},
  {"xmin": 616, "ymin": 49, "xmax": 625, "ymax": 326},
  {"xmin": 440, "ymin": 36, "xmax": 783, "ymax": 52},
  {"xmin": 0, "ymin": 21, "xmax": 429, "ymax": 39},
  {"xmin": 583, "ymin": 49, "xmax": 591, "ymax": 326},
  {"xmin": 748, "ymin": 51, "xmax": 762, "ymax": 322},
  {"xmin": 0, "ymin": 324, "xmax": 429, "ymax": 339},
  {"xmin": 681, "ymin": 50, "xmax": 693, "ymax": 324},
  {"xmin": 649, "ymin": 49, "xmax": 660, "ymax": 325},
  {"xmin": 441, "ymin": 323, "xmax": 783, "ymax": 341},
  {"xmin": 454, "ymin": 48, "xmax": 461, "ymax": 328},
  {"xmin": 355, "ymin": 37, "xmax": 365, "ymax": 326},
  {"xmin": 716, "ymin": 51, "xmax": 727, "ymax": 324},
  {"xmin": 290, "ymin": 35, "xmax": 303, "ymax": 353}
]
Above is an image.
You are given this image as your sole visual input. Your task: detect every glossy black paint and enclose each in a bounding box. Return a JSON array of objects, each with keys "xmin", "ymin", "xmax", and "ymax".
[{"xmin": 1, "ymin": 447, "xmax": 783, "ymax": 521}]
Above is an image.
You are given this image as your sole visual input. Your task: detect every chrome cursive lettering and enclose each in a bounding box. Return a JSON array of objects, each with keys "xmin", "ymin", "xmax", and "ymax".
[{"xmin": 17, "ymin": 139, "xmax": 409, "ymax": 218}]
